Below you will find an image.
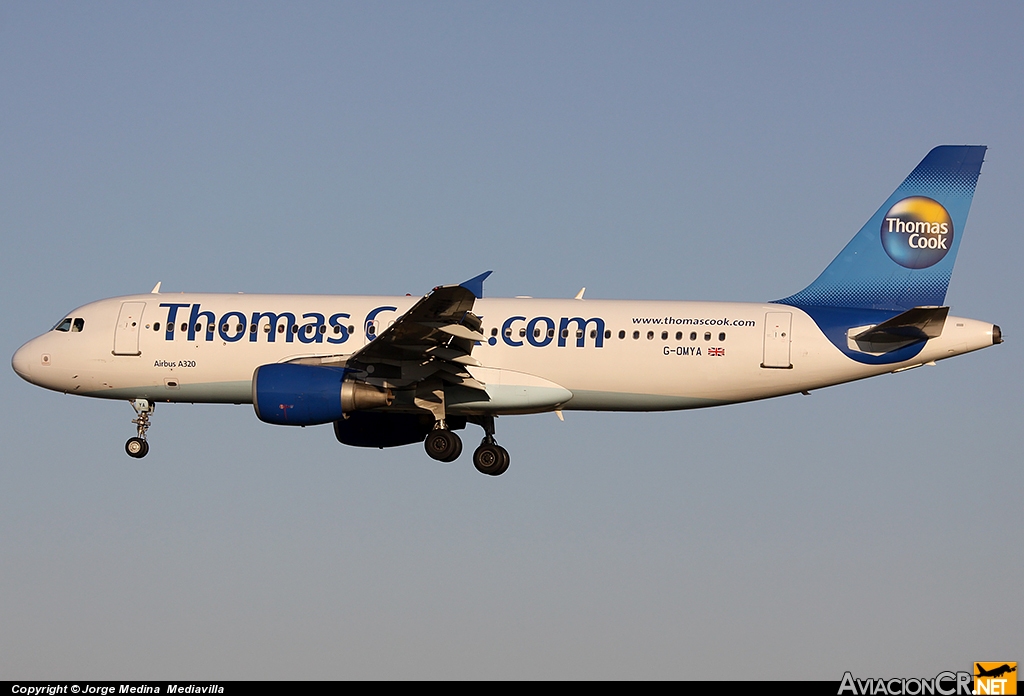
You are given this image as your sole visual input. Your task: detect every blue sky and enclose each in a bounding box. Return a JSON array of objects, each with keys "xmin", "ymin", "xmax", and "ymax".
[{"xmin": 2, "ymin": 2, "xmax": 1021, "ymax": 679}]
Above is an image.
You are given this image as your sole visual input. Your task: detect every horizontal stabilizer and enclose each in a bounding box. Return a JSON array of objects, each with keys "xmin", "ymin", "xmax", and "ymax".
[{"xmin": 850, "ymin": 306, "xmax": 949, "ymax": 344}]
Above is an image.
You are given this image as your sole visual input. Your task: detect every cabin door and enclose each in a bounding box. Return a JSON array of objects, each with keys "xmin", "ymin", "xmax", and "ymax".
[
  {"xmin": 113, "ymin": 302, "xmax": 147, "ymax": 356},
  {"xmin": 761, "ymin": 311, "xmax": 792, "ymax": 369}
]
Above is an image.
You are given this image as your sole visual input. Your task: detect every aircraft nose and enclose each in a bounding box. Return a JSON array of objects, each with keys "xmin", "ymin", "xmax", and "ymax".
[{"xmin": 12, "ymin": 342, "xmax": 35, "ymax": 382}]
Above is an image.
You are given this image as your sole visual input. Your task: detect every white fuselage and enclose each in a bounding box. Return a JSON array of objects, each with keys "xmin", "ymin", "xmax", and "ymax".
[{"xmin": 11, "ymin": 293, "xmax": 998, "ymax": 414}]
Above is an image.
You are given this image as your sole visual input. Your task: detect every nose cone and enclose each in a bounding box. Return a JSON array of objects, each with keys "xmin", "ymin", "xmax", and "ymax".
[{"xmin": 12, "ymin": 342, "xmax": 35, "ymax": 382}]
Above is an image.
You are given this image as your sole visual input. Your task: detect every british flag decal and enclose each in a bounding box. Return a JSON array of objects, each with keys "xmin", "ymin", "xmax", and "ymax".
[{"xmin": 708, "ymin": 347, "xmax": 725, "ymax": 357}]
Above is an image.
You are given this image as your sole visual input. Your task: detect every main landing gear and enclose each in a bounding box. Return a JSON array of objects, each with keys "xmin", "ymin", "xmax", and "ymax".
[
  {"xmin": 424, "ymin": 424, "xmax": 463, "ymax": 462},
  {"xmin": 423, "ymin": 415, "xmax": 510, "ymax": 476},
  {"xmin": 472, "ymin": 437, "xmax": 509, "ymax": 477},
  {"xmin": 125, "ymin": 399, "xmax": 153, "ymax": 459}
]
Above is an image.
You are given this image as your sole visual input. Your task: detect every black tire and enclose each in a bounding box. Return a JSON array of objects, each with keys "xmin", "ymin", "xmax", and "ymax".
[
  {"xmin": 442, "ymin": 432, "xmax": 463, "ymax": 462},
  {"xmin": 493, "ymin": 446, "xmax": 510, "ymax": 476},
  {"xmin": 425, "ymin": 430, "xmax": 457, "ymax": 461},
  {"xmin": 473, "ymin": 443, "xmax": 506, "ymax": 475},
  {"xmin": 125, "ymin": 437, "xmax": 148, "ymax": 459}
]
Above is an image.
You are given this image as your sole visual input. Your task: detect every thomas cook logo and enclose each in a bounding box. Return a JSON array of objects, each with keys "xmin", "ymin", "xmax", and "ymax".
[
  {"xmin": 974, "ymin": 662, "xmax": 1017, "ymax": 695},
  {"xmin": 880, "ymin": 196, "xmax": 954, "ymax": 269}
]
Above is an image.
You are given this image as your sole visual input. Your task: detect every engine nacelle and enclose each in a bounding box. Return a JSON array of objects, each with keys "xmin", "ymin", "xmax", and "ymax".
[
  {"xmin": 253, "ymin": 363, "xmax": 392, "ymax": 426},
  {"xmin": 334, "ymin": 412, "xmax": 467, "ymax": 448}
]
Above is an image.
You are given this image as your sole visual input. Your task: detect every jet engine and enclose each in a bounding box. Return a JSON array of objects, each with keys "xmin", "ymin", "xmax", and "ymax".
[{"xmin": 253, "ymin": 363, "xmax": 392, "ymax": 426}]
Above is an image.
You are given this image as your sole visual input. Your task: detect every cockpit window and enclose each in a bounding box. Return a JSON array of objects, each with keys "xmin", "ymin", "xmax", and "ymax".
[
  {"xmin": 72, "ymin": 318, "xmax": 85, "ymax": 332},
  {"xmin": 54, "ymin": 318, "xmax": 73, "ymax": 332}
]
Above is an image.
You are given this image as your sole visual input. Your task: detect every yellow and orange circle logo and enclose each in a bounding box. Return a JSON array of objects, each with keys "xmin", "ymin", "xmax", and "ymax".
[{"xmin": 880, "ymin": 196, "xmax": 954, "ymax": 269}]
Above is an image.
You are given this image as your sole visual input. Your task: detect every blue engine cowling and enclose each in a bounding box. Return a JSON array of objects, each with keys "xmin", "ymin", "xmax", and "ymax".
[
  {"xmin": 253, "ymin": 363, "xmax": 392, "ymax": 426},
  {"xmin": 334, "ymin": 412, "xmax": 467, "ymax": 448}
]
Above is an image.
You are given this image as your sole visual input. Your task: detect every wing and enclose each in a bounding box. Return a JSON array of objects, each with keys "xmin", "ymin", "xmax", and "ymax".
[{"xmin": 343, "ymin": 271, "xmax": 493, "ymax": 391}]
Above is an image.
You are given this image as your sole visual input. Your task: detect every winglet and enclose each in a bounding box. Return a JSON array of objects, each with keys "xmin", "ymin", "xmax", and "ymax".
[{"xmin": 459, "ymin": 271, "xmax": 493, "ymax": 299}]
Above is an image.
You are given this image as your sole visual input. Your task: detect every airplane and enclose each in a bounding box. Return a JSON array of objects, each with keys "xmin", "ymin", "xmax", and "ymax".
[
  {"xmin": 11, "ymin": 145, "xmax": 1001, "ymax": 476},
  {"xmin": 975, "ymin": 664, "xmax": 1016, "ymax": 679}
]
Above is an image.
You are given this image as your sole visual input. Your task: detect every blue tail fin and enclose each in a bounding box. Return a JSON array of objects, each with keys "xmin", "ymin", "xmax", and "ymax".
[{"xmin": 778, "ymin": 145, "xmax": 986, "ymax": 311}]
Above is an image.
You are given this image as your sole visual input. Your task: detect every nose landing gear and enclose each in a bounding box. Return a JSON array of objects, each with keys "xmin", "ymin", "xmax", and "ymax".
[{"xmin": 125, "ymin": 399, "xmax": 154, "ymax": 459}]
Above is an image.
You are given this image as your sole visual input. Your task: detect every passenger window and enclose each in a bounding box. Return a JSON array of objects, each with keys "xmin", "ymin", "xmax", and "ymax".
[
  {"xmin": 533, "ymin": 328, "xmax": 540, "ymax": 338},
  {"xmin": 520, "ymin": 328, "xmax": 527, "ymax": 338},
  {"xmin": 181, "ymin": 323, "xmax": 188, "ymax": 332},
  {"xmin": 604, "ymin": 330, "xmax": 611, "ymax": 339},
  {"xmin": 278, "ymin": 325, "xmax": 285, "ymax": 333},
  {"xmin": 561, "ymin": 329, "xmax": 569, "ymax": 339},
  {"xmin": 72, "ymin": 318, "xmax": 85, "ymax": 332},
  {"xmin": 704, "ymin": 332, "xmax": 711, "ymax": 341},
  {"xmin": 590, "ymin": 330, "xmax": 597, "ymax": 339},
  {"xmin": 348, "ymin": 325, "xmax": 355, "ymax": 334},
  {"xmin": 660, "ymin": 331, "xmax": 668, "ymax": 340},
  {"xmin": 632, "ymin": 331, "xmax": 640, "ymax": 340},
  {"xmin": 319, "ymin": 325, "xmax": 327, "ymax": 334},
  {"xmin": 647, "ymin": 331, "xmax": 654, "ymax": 340},
  {"xmin": 619, "ymin": 330, "xmax": 626, "ymax": 339},
  {"xmin": 54, "ymin": 318, "xmax": 73, "ymax": 332},
  {"xmin": 265, "ymin": 325, "xmax": 272, "ymax": 333},
  {"xmin": 719, "ymin": 332, "xmax": 726, "ymax": 341},
  {"xmin": 250, "ymin": 324, "xmax": 258, "ymax": 333},
  {"xmin": 675, "ymin": 331, "xmax": 682, "ymax": 340},
  {"xmin": 547, "ymin": 328, "xmax": 555, "ymax": 338},
  {"xmin": 154, "ymin": 322, "xmax": 161, "ymax": 332},
  {"xmin": 491, "ymin": 328, "xmax": 498, "ymax": 337},
  {"xmin": 332, "ymin": 325, "xmax": 340, "ymax": 334},
  {"xmin": 690, "ymin": 331, "xmax": 697, "ymax": 340}
]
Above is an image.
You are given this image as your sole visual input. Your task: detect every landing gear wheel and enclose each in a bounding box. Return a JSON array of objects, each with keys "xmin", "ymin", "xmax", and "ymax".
[
  {"xmin": 425, "ymin": 429, "xmax": 462, "ymax": 462},
  {"xmin": 443, "ymin": 432, "xmax": 463, "ymax": 462},
  {"xmin": 493, "ymin": 446, "xmax": 510, "ymax": 476},
  {"xmin": 125, "ymin": 437, "xmax": 149, "ymax": 459},
  {"xmin": 473, "ymin": 443, "xmax": 510, "ymax": 476}
]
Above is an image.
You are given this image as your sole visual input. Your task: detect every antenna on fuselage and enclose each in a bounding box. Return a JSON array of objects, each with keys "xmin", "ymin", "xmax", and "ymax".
[{"xmin": 150, "ymin": 282, "xmax": 162, "ymax": 294}]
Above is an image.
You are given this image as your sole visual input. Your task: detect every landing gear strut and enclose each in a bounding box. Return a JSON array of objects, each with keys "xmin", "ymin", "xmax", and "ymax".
[
  {"xmin": 472, "ymin": 416, "xmax": 509, "ymax": 476},
  {"xmin": 125, "ymin": 399, "xmax": 153, "ymax": 459}
]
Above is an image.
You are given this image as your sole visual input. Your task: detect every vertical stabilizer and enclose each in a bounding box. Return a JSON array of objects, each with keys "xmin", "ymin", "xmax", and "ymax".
[{"xmin": 778, "ymin": 146, "xmax": 985, "ymax": 311}]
